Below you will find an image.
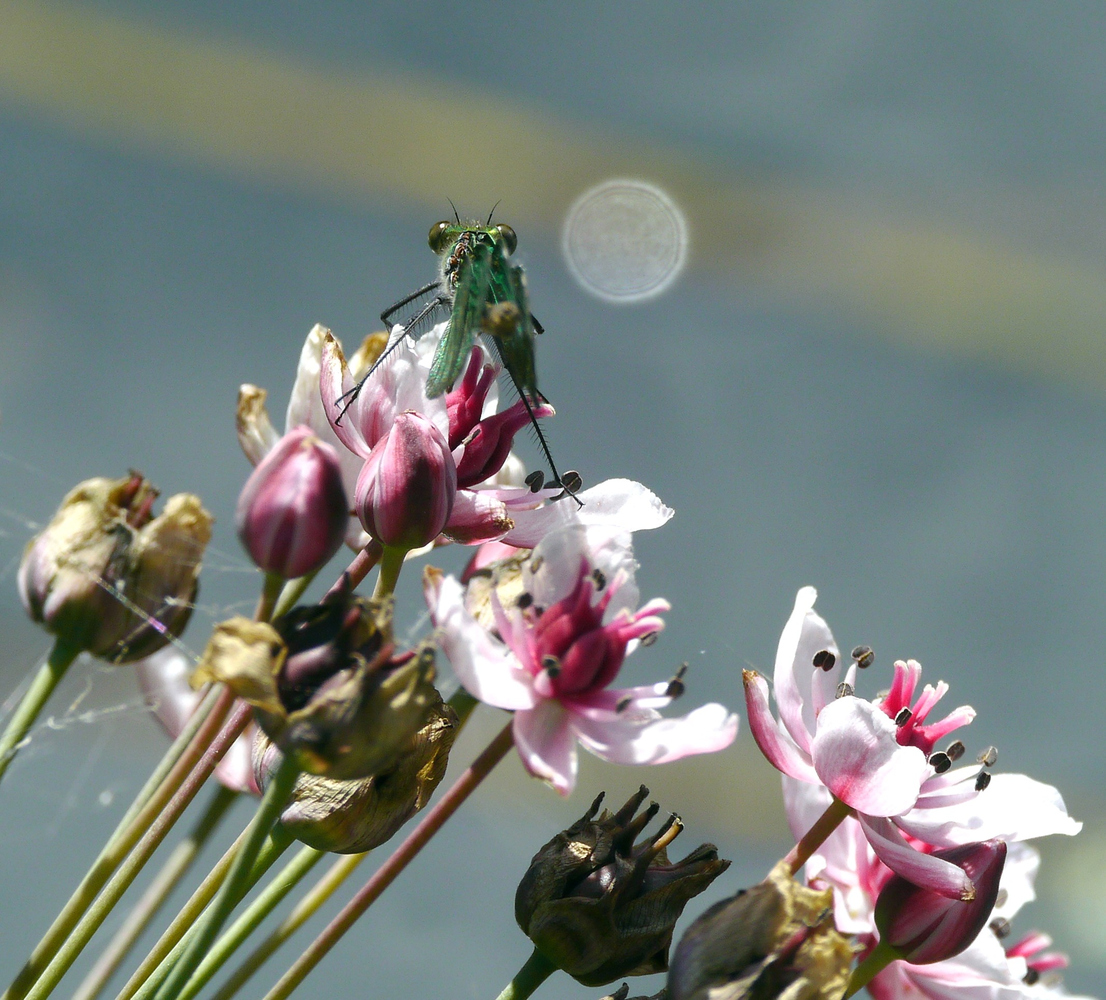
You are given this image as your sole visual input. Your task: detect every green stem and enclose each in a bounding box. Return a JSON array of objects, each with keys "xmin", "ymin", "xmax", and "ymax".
[
  {"xmin": 271, "ymin": 572, "xmax": 316, "ymax": 622},
  {"xmin": 21, "ymin": 702, "xmax": 252, "ymax": 1000},
  {"xmin": 210, "ymin": 851, "xmax": 369, "ymax": 1000},
  {"xmin": 843, "ymin": 941, "xmax": 898, "ymax": 999},
  {"xmin": 115, "ymin": 827, "xmax": 292, "ymax": 1000},
  {"xmin": 3, "ymin": 686, "xmax": 237, "ymax": 1000},
  {"xmin": 174, "ymin": 846, "xmax": 324, "ymax": 1000},
  {"xmin": 372, "ymin": 545, "xmax": 406, "ymax": 599},
  {"xmin": 255, "ymin": 573, "xmax": 285, "ymax": 623},
  {"xmin": 782, "ymin": 796, "xmax": 852, "ymax": 876},
  {"xmin": 153, "ymin": 755, "xmax": 301, "ymax": 1000},
  {"xmin": 260, "ymin": 719, "xmax": 515, "ymax": 1000},
  {"xmin": 71, "ymin": 785, "xmax": 240, "ymax": 1000},
  {"xmin": 124, "ymin": 830, "xmax": 293, "ymax": 1000},
  {"xmin": 494, "ymin": 949, "xmax": 557, "ymax": 1000},
  {"xmin": 0, "ymin": 641, "xmax": 80, "ymax": 785}
]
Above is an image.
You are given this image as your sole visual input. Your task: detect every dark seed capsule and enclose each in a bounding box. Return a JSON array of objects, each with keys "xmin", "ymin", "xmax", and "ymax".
[
  {"xmin": 561, "ymin": 470, "xmax": 583, "ymax": 494},
  {"xmin": 666, "ymin": 663, "xmax": 688, "ymax": 699},
  {"xmin": 851, "ymin": 644, "xmax": 875, "ymax": 668},
  {"xmin": 945, "ymin": 740, "xmax": 966, "ymax": 761},
  {"xmin": 990, "ymin": 917, "xmax": 1011, "ymax": 939},
  {"xmin": 541, "ymin": 655, "xmax": 561, "ymax": 678},
  {"xmin": 525, "ymin": 470, "xmax": 545, "ymax": 493},
  {"xmin": 836, "ymin": 682, "xmax": 854, "ymax": 699},
  {"xmin": 977, "ymin": 745, "xmax": 998, "ymax": 767},
  {"xmin": 1024, "ymin": 969, "xmax": 1040, "ymax": 986},
  {"xmin": 591, "ymin": 568, "xmax": 607, "ymax": 591},
  {"xmin": 895, "ymin": 707, "xmax": 913, "ymax": 726},
  {"xmin": 517, "ymin": 592, "xmax": 534, "ymax": 610},
  {"xmin": 812, "ymin": 649, "xmax": 836, "ymax": 671},
  {"xmin": 975, "ymin": 770, "xmax": 992, "ymax": 792},
  {"xmin": 639, "ymin": 632, "xmax": 658, "ymax": 647},
  {"xmin": 929, "ymin": 751, "xmax": 951, "ymax": 773},
  {"xmin": 616, "ymin": 697, "xmax": 632, "ymax": 713}
]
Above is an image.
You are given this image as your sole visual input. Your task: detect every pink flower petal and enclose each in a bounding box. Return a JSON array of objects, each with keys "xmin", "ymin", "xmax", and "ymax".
[
  {"xmin": 811, "ymin": 697, "xmax": 931, "ymax": 816},
  {"xmin": 442, "ymin": 490, "xmax": 515, "ymax": 545},
  {"xmin": 424, "ymin": 570, "xmax": 536, "ymax": 710},
  {"xmin": 774, "ymin": 586, "xmax": 838, "ymax": 754},
  {"xmin": 513, "ymin": 699, "xmax": 578, "ymax": 795},
  {"xmin": 569, "ymin": 702, "xmax": 738, "ymax": 766},
  {"xmin": 319, "ymin": 333, "xmax": 374, "ymax": 458},
  {"xmin": 896, "ymin": 773, "xmax": 1082, "ymax": 847},
  {"xmin": 858, "ymin": 814, "xmax": 975, "ymax": 900},
  {"xmin": 743, "ymin": 670, "xmax": 819, "ymax": 783}
]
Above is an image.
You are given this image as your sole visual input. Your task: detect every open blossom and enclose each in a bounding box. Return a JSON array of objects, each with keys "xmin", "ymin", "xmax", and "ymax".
[
  {"xmin": 785, "ymin": 778, "xmax": 1090, "ymax": 1000},
  {"xmin": 746, "ymin": 587, "xmax": 1080, "ymax": 899},
  {"xmin": 425, "ymin": 524, "xmax": 738, "ymax": 795}
]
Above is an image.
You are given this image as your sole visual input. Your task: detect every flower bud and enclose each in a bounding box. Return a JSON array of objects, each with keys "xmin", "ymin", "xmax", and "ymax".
[
  {"xmin": 874, "ymin": 839, "xmax": 1006, "ymax": 965},
  {"xmin": 18, "ymin": 473, "xmax": 212, "ymax": 662},
  {"xmin": 253, "ymin": 698, "xmax": 458, "ymax": 852},
  {"xmin": 667, "ymin": 862, "xmax": 854, "ymax": 1000},
  {"xmin": 192, "ymin": 591, "xmax": 441, "ymax": 780},
  {"xmin": 354, "ymin": 410, "xmax": 456, "ymax": 549},
  {"xmin": 515, "ymin": 787, "xmax": 729, "ymax": 988},
  {"xmin": 235, "ymin": 426, "xmax": 348, "ymax": 579}
]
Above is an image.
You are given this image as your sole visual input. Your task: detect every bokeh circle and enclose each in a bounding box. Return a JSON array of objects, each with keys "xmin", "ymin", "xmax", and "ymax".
[{"xmin": 562, "ymin": 179, "xmax": 688, "ymax": 303}]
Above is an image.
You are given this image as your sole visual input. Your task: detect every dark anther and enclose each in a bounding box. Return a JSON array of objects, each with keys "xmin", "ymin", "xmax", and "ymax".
[
  {"xmin": 990, "ymin": 917, "xmax": 1011, "ymax": 939},
  {"xmin": 616, "ymin": 696, "xmax": 632, "ymax": 713},
  {"xmin": 517, "ymin": 592, "xmax": 534, "ymax": 609},
  {"xmin": 929, "ymin": 751, "xmax": 951, "ymax": 773},
  {"xmin": 591, "ymin": 568, "xmax": 607, "ymax": 591},
  {"xmin": 812, "ymin": 649, "xmax": 836, "ymax": 671},
  {"xmin": 851, "ymin": 644, "xmax": 875, "ymax": 668},
  {"xmin": 975, "ymin": 770, "xmax": 992, "ymax": 792},
  {"xmin": 541, "ymin": 655, "xmax": 561, "ymax": 678},
  {"xmin": 639, "ymin": 632, "xmax": 658, "ymax": 647},
  {"xmin": 666, "ymin": 663, "xmax": 688, "ymax": 699},
  {"xmin": 977, "ymin": 746, "xmax": 998, "ymax": 767},
  {"xmin": 561, "ymin": 470, "xmax": 583, "ymax": 494},
  {"xmin": 1023, "ymin": 969, "xmax": 1040, "ymax": 986},
  {"xmin": 524, "ymin": 470, "xmax": 545, "ymax": 492},
  {"xmin": 836, "ymin": 682, "xmax": 854, "ymax": 699},
  {"xmin": 895, "ymin": 707, "xmax": 913, "ymax": 726},
  {"xmin": 946, "ymin": 740, "xmax": 966, "ymax": 761}
]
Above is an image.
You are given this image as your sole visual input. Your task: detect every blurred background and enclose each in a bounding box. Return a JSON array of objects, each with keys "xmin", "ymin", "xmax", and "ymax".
[{"xmin": 1, "ymin": 1, "xmax": 1105, "ymax": 996}]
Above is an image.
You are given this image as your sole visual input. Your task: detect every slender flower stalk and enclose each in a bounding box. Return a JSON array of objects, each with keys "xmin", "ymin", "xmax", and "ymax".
[
  {"xmin": 152, "ymin": 754, "xmax": 302, "ymax": 1000},
  {"xmin": 493, "ymin": 950, "xmax": 557, "ymax": 1000},
  {"xmin": 2, "ymin": 686, "xmax": 238, "ymax": 1000},
  {"xmin": 210, "ymin": 852, "xmax": 371, "ymax": 1000},
  {"xmin": 171, "ymin": 846, "xmax": 326, "ymax": 1000},
  {"xmin": 19, "ymin": 702, "xmax": 253, "ymax": 1000},
  {"xmin": 260, "ymin": 720, "xmax": 517, "ymax": 1000},
  {"xmin": 0, "ymin": 641, "xmax": 81, "ymax": 785},
  {"xmin": 782, "ymin": 796, "xmax": 852, "ymax": 875},
  {"xmin": 71, "ymin": 785, "xmax": 240, "ymax": 1000},
  {"xmin": 373, "ymin": 544, "xmax": 406, "ymax": 598}
]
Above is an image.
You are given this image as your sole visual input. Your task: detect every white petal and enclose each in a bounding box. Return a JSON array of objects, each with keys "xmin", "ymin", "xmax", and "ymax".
[
  {"xmin": 993, "ymin": 842, "xmax": 1039, "ymax": 923},
  {"xmin": 774, "ymin": 586, "xmax": 838, "ymax": 755},
  {"xmin": 236, "ymin": 385, "xmax": 280, "ymax": 465},
  {"xmin": 513, "ymin": 700, "xmax": 578, "ymax": 795},
  {"xmin": 424, "ymin": 570, "xmax": 536, "ymax": 711},
  {"xmin": 896, "ymin": 772, "xmax": 1082, "ymax": 846},
  {"xmin": 570, "ymin": 702, "xmax": 738, "ymax": 766}
]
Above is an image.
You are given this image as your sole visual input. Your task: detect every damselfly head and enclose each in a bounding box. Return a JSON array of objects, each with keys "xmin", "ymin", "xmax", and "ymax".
[{"xmin": 427, "ymin": 219, "xmax": 518, "ymax": 257}]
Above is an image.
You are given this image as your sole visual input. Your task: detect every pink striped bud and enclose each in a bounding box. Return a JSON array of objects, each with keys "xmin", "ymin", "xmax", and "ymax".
[
  {"xmin": 874, "ymin": 839, "xmax": 1006, "ymax": 964},
  {"xmin": 236, "ymin": 426, "xmax": 348, "ymax": 579},
  {"xmin": 355, "ymin": 410, "xmax": 456, "ymax": 549}
]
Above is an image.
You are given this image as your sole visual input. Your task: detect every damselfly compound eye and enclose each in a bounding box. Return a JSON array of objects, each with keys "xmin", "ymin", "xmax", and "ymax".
[
  {"xmin": 496, "ymin": 223, "xmax": 518, "ymax": 254},
  {"xmin": 428, "ymin": 220, "xmax": 451, "ymax": 253}
]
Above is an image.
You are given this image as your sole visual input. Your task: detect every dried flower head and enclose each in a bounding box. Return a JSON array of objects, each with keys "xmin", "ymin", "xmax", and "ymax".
[{"xmin": 515, "ymin": 786, "xmax": 729, "ymax": 987}]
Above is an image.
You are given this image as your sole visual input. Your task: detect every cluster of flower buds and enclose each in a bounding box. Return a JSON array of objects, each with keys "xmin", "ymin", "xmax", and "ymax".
[
  {"xmin": 19, "ymin": 472, "xmax": 212, "ymax": 662},
  {"xmin": 191, "ymin": 588, "xmax": 440, "ymax": 780},
  {"xmin": 514, "ymin": 786, "xmax": 729, "ymax": 987}
]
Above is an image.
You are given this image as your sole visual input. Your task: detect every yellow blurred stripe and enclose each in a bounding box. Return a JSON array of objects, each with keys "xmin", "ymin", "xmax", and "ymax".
[{"xmin": 2, "ymin": 1, "xmax": 1106, "ymax": 385}]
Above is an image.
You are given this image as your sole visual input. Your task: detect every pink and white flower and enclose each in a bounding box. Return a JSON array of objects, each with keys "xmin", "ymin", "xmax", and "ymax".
[
  {"xmin": 425, "ymin": 524, "xmax": 738, "ymax": 795},
  {"xmin": 748, "ymin": 587, "xmax": 1080, "ymax": 899}
]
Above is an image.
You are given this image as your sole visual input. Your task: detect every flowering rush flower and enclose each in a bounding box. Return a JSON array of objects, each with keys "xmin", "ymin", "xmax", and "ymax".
[
  {"xmin": 746, "ymin": 587, "xmax": 1080, "ymax": 899},
  {"xmin": 785, "ymin": 779, "xmax": 1090, "ymax": 1000},
  {"xmin": 425, "ymin": 524, "xmax": 738, "ymax": 795}
]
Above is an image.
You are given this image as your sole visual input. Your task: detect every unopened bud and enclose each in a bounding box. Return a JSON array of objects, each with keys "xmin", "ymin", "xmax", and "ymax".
[
  {"xmin": 18, "ymin": 474, "xmax": 212, "ymax": 662},
  {"xmin": 355, "ymin": 411, "xmax": 456, "ymax": 549},
  {"xmin": 253, "ymin": 698, "xmax": 458, "ymax": 852},
  {"xmin": 668, "ymin": 862, "xmax": 853, "ymax": 1000},
  {"xmin": 515, "ymin": 787, "xmax": 729, "ymax": 987},
  {"xmin": 192, "ymin": 591, "xmax": 440, "ymax": 779},
  {"xmin": 874, "ymin": 839, "xmax": 1006, "ymax": 965},
  {"xmin": 235, "ymin": 426, "xmax": 348, "ymax": 579}
]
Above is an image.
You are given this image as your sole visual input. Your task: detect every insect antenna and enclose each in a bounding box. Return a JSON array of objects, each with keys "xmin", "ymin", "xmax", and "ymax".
[
  {"xmin": 486, "ymin": 200, "xmax": 501, "ymax": 225},
  {"xmin": 448, "ymin": 198, "xmax": 460, "ymax": 224}
]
